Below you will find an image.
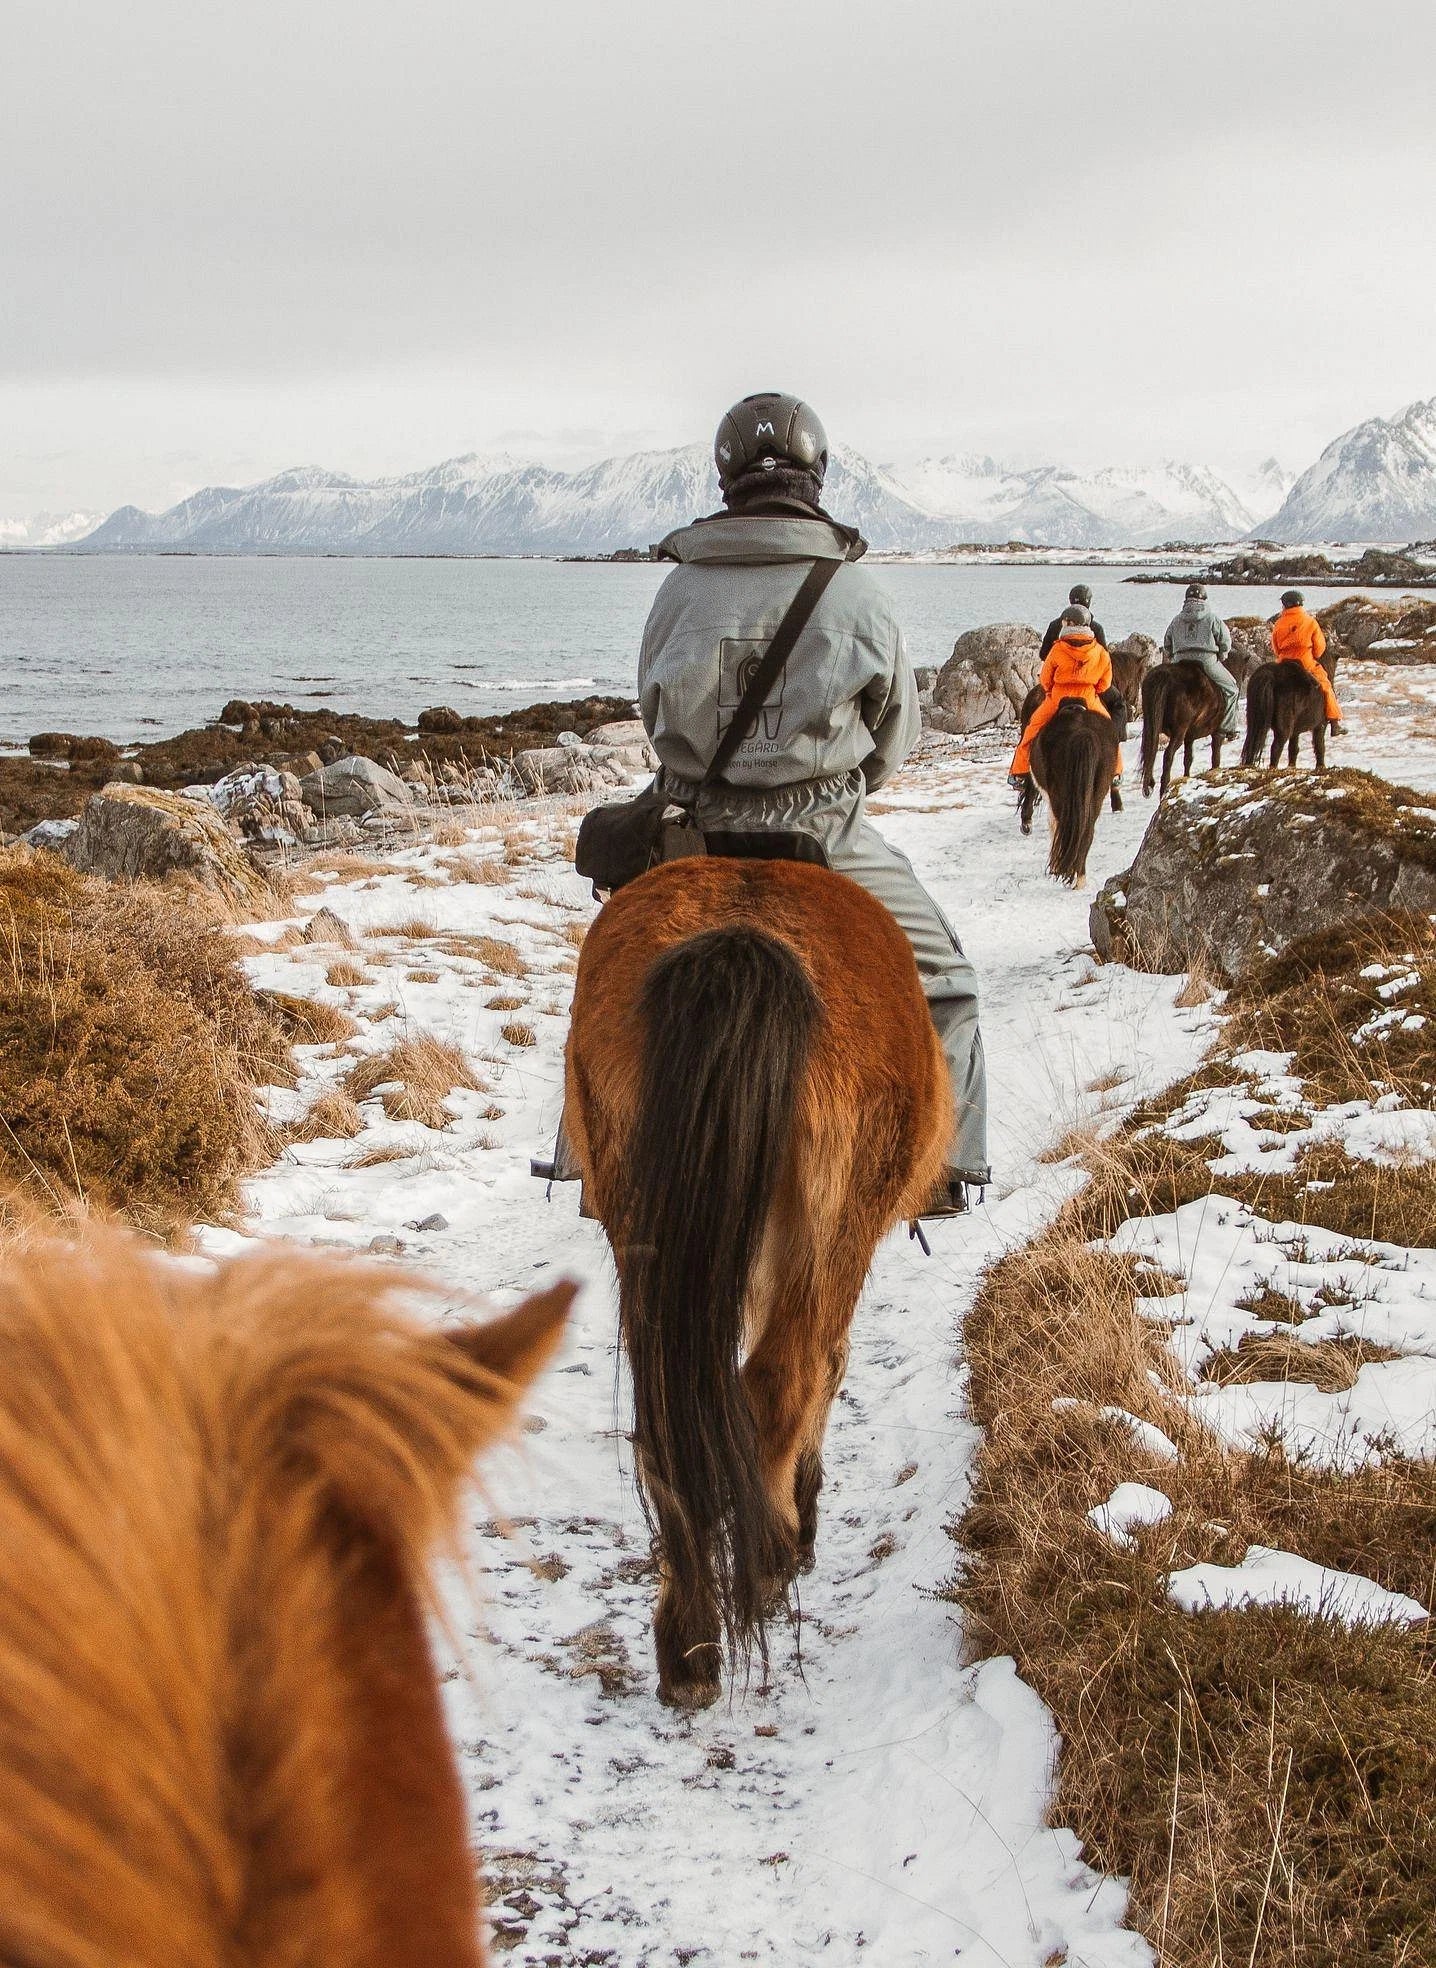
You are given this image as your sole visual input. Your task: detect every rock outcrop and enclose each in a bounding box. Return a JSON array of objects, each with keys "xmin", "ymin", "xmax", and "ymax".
[
  {"xmin": 298, "ymin": 755, "xmax": 415, "ymax": 819},
  {"xmin": 63, "ymin": 785, "xmax": 273, "ymax": 908},
  {"xmin": 1090, "ymin": 767, "xmax": 1436, "ymax": 979},
  {"xmin": 1223, "ymin": 616, "xmax": 1274, "ymax": 689},
  {"xmin": 928, "ymin": 622, "xmax": 1042, "ymax": 732},
  {"xmin": 1316, "ymin": 595, "xmax": 1436, "ymax": 666}
]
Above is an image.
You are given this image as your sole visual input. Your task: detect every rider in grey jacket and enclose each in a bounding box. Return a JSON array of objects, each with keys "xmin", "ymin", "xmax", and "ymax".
[
  {"xmin": 1162, "ymin": 583, "xmax": 1240, "ymax": 737},
  {"xmin": 636, "ymin": 393, "xmax": 990, "ymax": 1211}
]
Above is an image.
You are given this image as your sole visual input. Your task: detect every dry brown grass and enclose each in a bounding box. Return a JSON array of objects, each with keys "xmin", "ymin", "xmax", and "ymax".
[
  {"xmin": 256, "ymin": 992, "xmax": 360, "ymax": 1045},
  {"xmin": 324, "ymin": 958, "xmax": 370, "ymax": 988},
  {"xmin": 499, "ymin": 1019, "xmax": 536, "ymax": 1048},
  {"xmin": 346, "ymin": 1141, "xmax": 416, "ymax": 1168},
  {"xmin": 405, "ymin": 969, "xmax": 441, "ymax": 984},
  {"xmin": 436, "ymin": 933, "xmax": 528, "ymax": 977},
  {"xmin": 1198, "ymin": 1331, "xmax": 1404, "ymax": 1393},
  {"xmin": 437, "ymin": 851, "xmax": 511, "ymax": 886},
  {"xmin": 344, "ymin": 1035, "xmax": 486, "ymax": 1128},
  {"xmin": 0, "ymin": 851, "xmax": 291, "ymax": 1233},
  {"xmin": 371, "ymin": 914, "xmax": 439, "ymax": 940},
  {"xmin": 484, "ymin": 992, "xmax": 527, "ymax": 1012},
  {"xmin": 950, "ymin": 921, "xmax": 1436, "ymax": 1964},
  {"xmin": 282, "ymin": 1087, "xmax": 363, "ymax": 1144}
]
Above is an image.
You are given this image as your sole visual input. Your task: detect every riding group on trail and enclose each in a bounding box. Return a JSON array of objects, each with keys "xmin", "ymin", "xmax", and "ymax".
[
  {"xmin": 1006, "ymin": 575, "xmax": 1345, "ymax": 876},
  {"xmin": 0, "ymin": 391, "xmax": 1353, "ymax": 1960}
]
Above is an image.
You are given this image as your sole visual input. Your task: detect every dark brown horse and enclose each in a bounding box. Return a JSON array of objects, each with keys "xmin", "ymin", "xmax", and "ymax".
[
  {"xmin": 0, "ymin": 1230, "xmax": 571, "ymax": 1968},
  {"xmin": 1109, "ymin": 642, "xmax": 1150, "ymax": 718},
  {"xmin": 564, "ymin": 857, "xmax": 948, "ymax": 1709},
  {"xmin": 1241, "ymin": 661, "xmax": 1329, "ymax": 769},
  {"xmin": 1140, "ymin": 660, "xmax": 1228, "ymax": 797},
  {"xmin": 1023, "ymin": 704, "xmax": 1123, "ymax": 887}
]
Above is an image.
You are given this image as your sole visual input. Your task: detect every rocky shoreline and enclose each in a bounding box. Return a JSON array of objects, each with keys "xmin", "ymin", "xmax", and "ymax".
[
  {"xmin": 0, "ymin": 691, "xmax": 640, "ymax": 840},
  {"xmin": 1126, "ymin": 544, "xmax": 1436, "ymax": 588}
]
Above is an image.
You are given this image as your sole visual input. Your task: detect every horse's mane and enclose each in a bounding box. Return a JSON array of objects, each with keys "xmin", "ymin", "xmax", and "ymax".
[{"xmin": 0, "ymin": 1233, "xmax": 544, "ymax": 1968}]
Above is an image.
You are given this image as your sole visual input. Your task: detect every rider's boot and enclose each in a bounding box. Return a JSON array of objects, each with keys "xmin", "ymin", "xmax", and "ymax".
[{"xmin": 917, "ymin": 1167, "xmax": 991, "ymax": 1220}]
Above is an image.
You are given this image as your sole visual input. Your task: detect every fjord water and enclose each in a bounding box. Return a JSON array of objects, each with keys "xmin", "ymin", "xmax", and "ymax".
[{"xmin": 3, "ymin": 553, "xmax": 1424, "ymax": 748}]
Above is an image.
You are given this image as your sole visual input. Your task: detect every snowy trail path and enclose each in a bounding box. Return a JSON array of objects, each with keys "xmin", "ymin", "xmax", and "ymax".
[{"xmin": 230, "ymin": 737, "xmax": 1222, "ymax": 1966}]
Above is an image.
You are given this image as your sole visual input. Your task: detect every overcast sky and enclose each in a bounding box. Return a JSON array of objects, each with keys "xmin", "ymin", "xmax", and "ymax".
[{"xmin": 4, "ymin": 0, "xmax": 1436, "ymax": 515}]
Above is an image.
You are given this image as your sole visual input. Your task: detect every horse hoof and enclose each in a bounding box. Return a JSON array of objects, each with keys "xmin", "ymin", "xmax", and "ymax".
[{"xmin": 658, "ymin": 1675, "xmax": 722, "ymax": 1712}]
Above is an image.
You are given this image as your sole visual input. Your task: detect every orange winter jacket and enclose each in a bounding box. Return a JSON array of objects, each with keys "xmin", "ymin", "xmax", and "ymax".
[
  {"xmin": 1271, "ymin": 607, "xmax": 1327, "ymax": 668},
  {"xmin": 1038, "ymin": 630, "xmax": 1114, "ymax": 704}
]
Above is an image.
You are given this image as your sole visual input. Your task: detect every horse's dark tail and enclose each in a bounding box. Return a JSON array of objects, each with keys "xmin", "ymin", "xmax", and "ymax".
[
  {"xmin": 620, "ymin": 925, "xmax": 819, "ymax": 1682},
  {"xmin": 1242, "ymin": 663, "xmax": 1275, "ymax": 766},
  {"xmin": 1046, "ymin": 714, "xmax": 1115, "ymax": 885},
  {"xmin": 1139, "ymin": 670, "xmax": 1168, "ymax": 795}
]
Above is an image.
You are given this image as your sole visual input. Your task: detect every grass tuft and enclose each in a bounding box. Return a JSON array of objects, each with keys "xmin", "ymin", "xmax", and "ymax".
[{"xmin": 345, "ymin": 1035, "xmax": 486, "ymax": 1128}]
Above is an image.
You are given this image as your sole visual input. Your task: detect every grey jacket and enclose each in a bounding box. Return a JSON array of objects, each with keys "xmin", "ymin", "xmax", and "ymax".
[
  {"xmin": 637, "ymin": 513, "xmax": 920, "ymax": 793},
  {"xmin": 1163, "ymin": 600, "xmax": 1233, "ymax": 662}
]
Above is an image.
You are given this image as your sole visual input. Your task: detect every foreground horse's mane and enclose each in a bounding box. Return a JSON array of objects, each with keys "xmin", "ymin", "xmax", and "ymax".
[{"xmin": 0, "ymin": 1234, "xmax": 569, "ymax": 1968}]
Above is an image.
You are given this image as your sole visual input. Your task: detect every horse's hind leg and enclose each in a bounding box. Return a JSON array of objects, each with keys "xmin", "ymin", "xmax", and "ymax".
[
  {"xmin": 1160, "ymin": 739, "xmax": 1177, "ymax": 797},
  {"xmin": 1288, "ymin": 733, "xmax": 1299, "ymax": 766},
  {"xmin": 1269, "ymin": 732, "xmax": 1280, "ymax": 768},
  {"xmin": 743, "ymin": 1218, "xmax": 872, "ymax": 1590},
  {"xmin": 1314, "ymin": 723, "xmax": 1327, "ymax": 771}
]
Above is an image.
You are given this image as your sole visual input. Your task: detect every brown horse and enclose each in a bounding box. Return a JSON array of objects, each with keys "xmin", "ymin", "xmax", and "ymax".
[
  {"xmin": 1242, "ymin": 661, "xmax": 1329, "ymax": 769},
  {"xmin": 564, "ymin": 857, "xmax": 948, "ymax": 1709},
  {"xmin": 0, "ymin": 1230, "xmax": 571, "ymax": 1968},
  {"xmin": 1109, "ymin": 642, "xmax": 1149, "ymax": 719},
  {"xmin": 1140, "ymin": 659, "xmax": 1228, "ymax": 797},
  {"xmin": 1019, "ymin": 702, "xmax": 1122, "ymax": 887}
]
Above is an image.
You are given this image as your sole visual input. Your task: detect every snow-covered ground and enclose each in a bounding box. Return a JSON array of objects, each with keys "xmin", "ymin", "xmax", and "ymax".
[{"xmin": 207, "ymin": 658, "xmax": 1436, "ymax": 1966}]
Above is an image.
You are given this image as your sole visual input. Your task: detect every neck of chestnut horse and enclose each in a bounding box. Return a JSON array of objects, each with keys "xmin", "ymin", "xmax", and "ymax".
[{"xmin": 330, "ymin": 1540, "xmax": 486, "ymax": 1968}]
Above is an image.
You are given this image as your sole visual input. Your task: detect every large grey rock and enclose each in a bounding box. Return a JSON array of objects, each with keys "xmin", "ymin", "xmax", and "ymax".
[
  {"xmin": 514, "ymin": 746, "xmax": 626, "ymax": 794},
  {"xmin": 210, "ymin": 764, "xmax": 312, "ymax": 844},
  {"xmin": 585, "ymin": 718, "xmax": 658, "ymax": 772},
  {"xmin": 299, "ymin": 754, "xmax": 414, "ymax": 818},
  {"xmin": 63, "ymin": 785, "xmax": 272, "ymax": 909},
  {"xmin": 1089, "ymin": 767, "xmax": 1436, "ymax": 979},
  {"xmin": 928, "ymin": 622, "xmax": 1042, "ymax": 732}
]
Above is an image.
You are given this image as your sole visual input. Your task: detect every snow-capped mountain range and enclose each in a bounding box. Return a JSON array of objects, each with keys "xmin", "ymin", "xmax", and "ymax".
[
  {"xmin": 1263, "ymin": 397, "xmax": 1436, "ymax": 543},
  {"xmin": 67, "ymin": 446, "xmax": 1289, "ymax": 556},
  {"xmin": 12, "ymin": 398, "xmax": 1436, "ymax": 555},
  {"xmin": 0, "ymin": 509, "xmax": 104, "ymax": 548}
]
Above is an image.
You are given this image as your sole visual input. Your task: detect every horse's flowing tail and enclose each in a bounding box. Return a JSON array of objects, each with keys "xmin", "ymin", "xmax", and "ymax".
[
  {"xmin": 1046, "ymin": 716, "xmax": 1113, "ymax": 884},
  {"xmin": 620, "ymin": 925, "xmax": 820, "ymax": 1672},
  {"xmin": 1241, "ymin": 664, "xmax": 1275, "ymax": 766}
]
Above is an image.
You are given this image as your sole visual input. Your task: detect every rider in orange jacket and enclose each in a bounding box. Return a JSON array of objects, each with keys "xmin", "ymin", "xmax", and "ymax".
[
  {"xmin": 1271, "ymin": 590, "xmax": 1342, "ymax": 731},
  {"xmin": 1008, "ymin": 606, "xmax": 1121, "ymax": 782}
]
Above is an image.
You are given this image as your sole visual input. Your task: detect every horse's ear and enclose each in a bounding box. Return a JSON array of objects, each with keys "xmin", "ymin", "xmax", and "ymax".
[{"xmin": 443, "ymin": 1280, "xmax": 575, "ymax": 1408}]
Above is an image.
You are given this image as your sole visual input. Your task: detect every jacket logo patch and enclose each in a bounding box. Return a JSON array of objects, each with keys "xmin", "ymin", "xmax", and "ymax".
[{"xmin": 718, "ymin": 639, "xmax": 786, "ymax": 745}]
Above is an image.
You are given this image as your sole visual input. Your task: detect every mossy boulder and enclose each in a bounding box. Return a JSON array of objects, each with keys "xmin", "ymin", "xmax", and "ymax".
[
  {"xmin": 63, "ymin": 785, "xmax": 272, "ymax": 910},
  {"xmin": 1090, "ymin": 767, "xmax": 1436, "ymax": 979},
  {"xmin": 1316, "ymin": 595, "xmax": 1436, "ymax": 666}
]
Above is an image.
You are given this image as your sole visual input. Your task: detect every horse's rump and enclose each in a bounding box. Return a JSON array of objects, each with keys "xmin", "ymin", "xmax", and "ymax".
[
  {"xmin": 1030, "ymin": 705, "xmax": 1120, "ymax": 885},
  {"xmin": 565, "ymin": 858, "xmax": 948, "ymax": 1704}
]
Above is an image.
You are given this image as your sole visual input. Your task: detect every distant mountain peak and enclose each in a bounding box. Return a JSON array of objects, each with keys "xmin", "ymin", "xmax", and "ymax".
[{"xmin": 1265, "ymin": 397, "xmax": 1436, "ymax": 542}]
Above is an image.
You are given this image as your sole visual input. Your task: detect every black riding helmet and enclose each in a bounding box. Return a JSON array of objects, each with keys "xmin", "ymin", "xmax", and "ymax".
[{"xmin": 714, "ymin": 392, "xmax": 828, "ymax": 489}]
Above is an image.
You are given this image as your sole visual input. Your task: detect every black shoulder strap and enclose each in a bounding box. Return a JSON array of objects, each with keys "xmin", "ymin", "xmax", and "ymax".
[{"xmin": 702, "ymin": 555, "xmax": 844, "ymax": 789}]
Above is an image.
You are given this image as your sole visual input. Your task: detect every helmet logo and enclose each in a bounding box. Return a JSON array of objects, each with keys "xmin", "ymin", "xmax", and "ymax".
[{"xmin": 754, "ymin": 420, "xmax": 775, "ymax": 439}]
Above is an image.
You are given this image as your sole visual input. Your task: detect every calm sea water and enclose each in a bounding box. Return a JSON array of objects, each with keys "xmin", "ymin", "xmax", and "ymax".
[{"xmin": 2, "ymin": 554, "xmax": 1425, "ymax": 749}]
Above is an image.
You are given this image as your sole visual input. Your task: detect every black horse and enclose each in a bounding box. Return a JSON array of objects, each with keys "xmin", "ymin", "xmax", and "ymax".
[
  {"xmin": 1241, "ymin": 662, "xmax": 1328, "ymax": 769},
  {"xmin": 1140, "ymin": 661, "xmax": 1227, "ymax": 797}
]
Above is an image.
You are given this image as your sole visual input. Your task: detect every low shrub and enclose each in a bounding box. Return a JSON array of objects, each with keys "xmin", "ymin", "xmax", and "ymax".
[{"xmin": 0, "ymin": 851, "xmax": 291, "ymax": 1233}]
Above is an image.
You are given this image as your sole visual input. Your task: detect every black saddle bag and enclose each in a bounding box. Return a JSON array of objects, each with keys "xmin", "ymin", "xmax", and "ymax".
[{"xmin": 573, "ymin": 553, "xmax": 844, "ymax": 896}]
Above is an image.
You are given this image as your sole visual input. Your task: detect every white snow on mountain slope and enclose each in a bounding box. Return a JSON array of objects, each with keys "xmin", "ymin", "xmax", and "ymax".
[
  {"xmin": 1266, "ymin": 396, "xmax": 1436, "ymax": 543},
  {"xmin": 0, "ymin": 508, "xmax": 104, "ymax": 548},
  {"xmin": 74, "ymin": 442, "xmax": 1268, "ymax": 556}
]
